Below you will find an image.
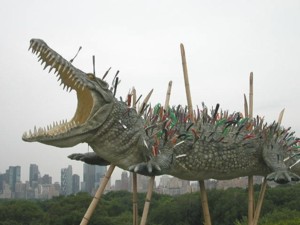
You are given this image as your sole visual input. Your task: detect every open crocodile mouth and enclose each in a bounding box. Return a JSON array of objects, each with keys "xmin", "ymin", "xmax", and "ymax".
[{"xmin": 22, "ymin": 39, "xmax": 94, "ymax": 142}]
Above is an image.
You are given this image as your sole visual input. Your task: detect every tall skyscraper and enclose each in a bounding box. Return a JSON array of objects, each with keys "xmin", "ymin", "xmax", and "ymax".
[
  {"xmin": 61, "ymin": 165, "xmax": 72, "ymax": 196},
  {"xmin": 83, "ymin": 163, "xmax": 107, "ymax": 194},
  {"xmin": 0, "ymin": 173, "xmax": 5, "ymax": 193},
  {"xmin": 6, "ymin": 166, "xmax": 21, "ymax": 192},
  {"xmin": 29, "ymin": 164, "xmax": 40, "ymax": 188},
  {"xmin": 72, "ymin": 174, "xmax": 80, "ymax": 194}
]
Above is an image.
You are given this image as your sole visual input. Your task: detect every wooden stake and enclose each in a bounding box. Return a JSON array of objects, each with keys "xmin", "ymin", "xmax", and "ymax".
[
  {"xmin": 140, "ymin": 177, "xmax": 155, "ymax": 225},
  {"xmin": 180, "ymin": 43, "xmax": 211, "ymax": 225},
  {"xmin": 277, "ymin": 109, "xmax": 285, "ymax": 125},
  {"xmin": 131, "ymin": 87, "xmax": 139, "ymax": 225},
  {"xmin": 139, "ymin": 89, "xmax": 153, "ymax": 115},
  {"xmin": 248, "ymin": 176, "xmax": 254, "ymax": 225},
  {"xmin": 180, "ymin": 44, "xmax": 193, "ymax": 118},
  {"xmin": 248, "ymin": 72, "xmax": 254, "ymax": 225},
  {"xmin": 249, "ymin": 72, "xmax": 253, "ymax": 118},
  {"xmin": 252, "ymin": 178, "xmax": 267, "ymax": 225},
  {"xmin": 132, "ymin": 173, "xmax": 138, "ymax": 225},
  {"xmin": 199, "ymin": 181, "xmax": 212, "ymax": 225},
  {"xmin": 80, "ymin": 165, "xmax": 115, "ymax": 225},
  {"xmin": 140, "ymin": 81, "xmax": 173, "ymax": 225},
  {"xmin": 164, "ymin": 81, "xmax": 173, "ymax": 109}
]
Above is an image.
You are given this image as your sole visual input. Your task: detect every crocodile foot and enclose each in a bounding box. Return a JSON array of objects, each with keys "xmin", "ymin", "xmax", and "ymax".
[
  {"xmin": 266, "ymin": 170, "xmax": 300, "ymax": 184},
  {"xmin": 68, "ymin": 152, "xmax": 110, "ymax": 166},
  {"xmin": 128, "ymin": 161, "xmax": 162, "ymax": 176}
]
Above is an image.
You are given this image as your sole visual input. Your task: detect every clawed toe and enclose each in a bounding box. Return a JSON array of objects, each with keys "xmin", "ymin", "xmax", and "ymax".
[
  {"xmin": 128, "ymin": 161, "xmax": 161, "ymax": 176},
  {"xmin": 267, "ymin": 171, "xmax": 300, "ymax": 184}
]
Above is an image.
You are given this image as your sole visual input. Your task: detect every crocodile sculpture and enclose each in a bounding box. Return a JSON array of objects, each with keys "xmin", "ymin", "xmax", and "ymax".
[{"xmin": 23, "ymin": 39, "xmax": 300, "ymax": 184}]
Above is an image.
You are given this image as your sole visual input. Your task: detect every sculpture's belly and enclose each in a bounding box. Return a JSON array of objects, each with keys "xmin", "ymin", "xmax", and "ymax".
[{"xmin": 168, "ymin": 142, "xmax": 271, "ymax": 180}]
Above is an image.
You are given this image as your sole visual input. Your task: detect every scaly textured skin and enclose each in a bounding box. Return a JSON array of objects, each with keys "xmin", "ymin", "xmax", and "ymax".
[{"xmin": 23, "ymin": 39, "xmax": 300, "ymax": 184}]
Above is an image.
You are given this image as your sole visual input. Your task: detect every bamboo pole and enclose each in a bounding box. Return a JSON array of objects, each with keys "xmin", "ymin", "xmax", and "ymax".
[
  {"xmin": 132, "ymin": 173, "xmax": 138, "ymax": 225},
  {"xmin": 140, "ymin": 81, "xmax": 173, "ymax": 225},
  {"xmin": 180, "ymin": 43, "xmax": 211, "ymax": 225},
  {"xmin": 252, "ymin": 178, "xmax": 267, "ymax": 225},
  {"xmin": 164, "ymin": 81, "xmax": 173, "ymax": 109},
  {"xmin": 131, "ymin": 87, "xmax": 139, "ymax": 225},
  {"xmin": 80, "ymin": 165, "xmax": 115, "ymax": 225},
  {"xmin": 248, "ymin": 72, "xmax": 254, "ymax": 225},
  {"xmin": 180, "ymin": 44, "xmax": 193, "ymax": 118},
  {"xmin": 140, "ymin": 177, "xmax": 155, "ymax": 225}
]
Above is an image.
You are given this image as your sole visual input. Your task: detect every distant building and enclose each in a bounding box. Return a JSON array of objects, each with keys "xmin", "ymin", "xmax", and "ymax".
[
  {"xmin": 0, "ymin": 182, "xmax": 12, "ymax": 199},
  {"xmin": 40, "ymin": 174, "xmax": 52, "ymax": 185},
  {"xmin": 216, "ymin": 176, "xmax": 262, "ymax": 190},
  {"xmin": 6, "ymin": 166, "xmax": 21, "ymax": 193},
  {"xmin": 82, "ymin": 163, "xmax": 107, "ymax": 195},
  {"xmin": 157, "ymin": 175, "xmax": 191, "ymax": 195},
  {"xmin": 128, "ymin": 173, "xmax": 152, "ymax": 193},
  {"xmin": 72, "ymin": 174, "xmax": 80, "ymax": 194},
  {"xmin": 0, "ymin": 173, "xmax": 5, "ymax": 193},
  {"xmin": 61, "ymin": 165, "xmax": 73, "ymax": 195},
  {"xmin": 29, "ymin": 164, "xmax": 40, "ymax": 188},
  {"xmin": 115, "ymin": 171, "xmax": 130, "ymax": 191}
]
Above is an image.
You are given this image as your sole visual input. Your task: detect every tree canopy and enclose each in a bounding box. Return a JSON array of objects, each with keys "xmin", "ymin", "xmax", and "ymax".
[{"xmin": 0, "ymin": 183, "xmax": 299, "ymax": 225}]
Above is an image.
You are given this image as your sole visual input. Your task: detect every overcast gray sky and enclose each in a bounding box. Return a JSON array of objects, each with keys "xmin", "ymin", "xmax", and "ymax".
[{"xmin": 1, "ymin": 0, "xmax": 299, "ymax": 184}]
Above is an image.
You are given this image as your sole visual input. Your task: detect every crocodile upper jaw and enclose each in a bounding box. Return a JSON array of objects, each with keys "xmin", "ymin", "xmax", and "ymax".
[{"xmin": 22, "ymin": 39, "xmax": 111, "ymax": 147}]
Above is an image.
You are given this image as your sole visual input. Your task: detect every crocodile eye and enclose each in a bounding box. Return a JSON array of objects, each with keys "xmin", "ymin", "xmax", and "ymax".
[{"xmin": 87, "ymin": 73, "xmax": 95, "ymax": 80}]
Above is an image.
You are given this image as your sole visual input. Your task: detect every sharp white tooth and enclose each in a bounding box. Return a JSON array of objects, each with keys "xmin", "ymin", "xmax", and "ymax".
[
  {"xmin": 43, "ymin": 49, "xmax": 50, "ymax": 57},
  {"xmin": 34, "ymin": 126, "xmax": 37, "ymax": 134},
  {"xmin": 67, "ymin": 68, "xmax": 73, "ymax": 74},
  {"xmin": 47, "ymin": 125, "xmax": 50, "ymax": 130},
  {"xmin": 49, "ymin": 124, "xmax": 52, "ymax": 129},
  {"xmin": 51, "ymin": 59, "xmax": 57, "ymax": 67},
  {"xmin": 43, "ymin": 63, "xmax": 49, "ymax": 70},
  {"xmin": 62, "ymin": 65, "xmax": 68, "ymax": 73},
  {"xmin": 38, "ymin": 56, "xmax": 43, "ymax": 62},
  {"xmin": 49, "ymin": 66, "xmax": 55, "ymax": 73},
  {"xmin": 69, "ymin": 73, "xmax": 73, "ymax": 79},
  {"xmin": 36, "ymin": 45, "xmax": 42, "ymax": 52},
  {"xmin": 57, "ymin": 64, "xmax": 63, "ymax": 72},
  {"xmin": 38, "ymin": 128, "xmax": 43, "ymax": 135},
  {"xmin": 49, "ymin": 55, "xmax": 55, "ymax": 62},
  {"xmin": 63, "ymin": 84, "xmax": 67, "ymax": 90},
  {"xmin": 67, "ymin": 67, "xmax": 72, "ymax": 74},
  {"xmin": 28, "ymin": 42, "xmax": 34, "ymax": 51},
  {"xmin": 46, "ymin": 51, "xmax": 52, "ymax": 59},
  {"xmin": 29, "ymin": 130, "xmax": 33, "ymax": 137}
]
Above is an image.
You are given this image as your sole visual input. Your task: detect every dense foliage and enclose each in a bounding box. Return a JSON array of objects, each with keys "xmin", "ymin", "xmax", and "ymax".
[{"xmin": 0, "ymin": 183, "xmax": 299, "ymax": 225}]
